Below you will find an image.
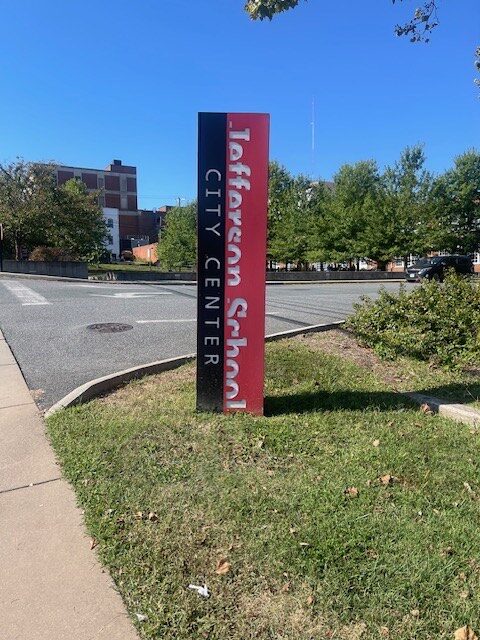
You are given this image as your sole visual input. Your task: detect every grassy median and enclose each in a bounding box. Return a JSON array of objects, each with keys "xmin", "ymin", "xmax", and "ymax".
[{"xmin": 47, "ymin": 337, "xmax": 480, "ymax": 639}]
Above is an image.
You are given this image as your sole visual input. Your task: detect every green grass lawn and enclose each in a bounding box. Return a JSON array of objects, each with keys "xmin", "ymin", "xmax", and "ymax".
[
  {"xmin": 47, "ymin": 339, "xmax": 480, "ymax": 639},
  {"xmin": 304, "ymin": 330, "xmax": 480, "ymax": 411}
]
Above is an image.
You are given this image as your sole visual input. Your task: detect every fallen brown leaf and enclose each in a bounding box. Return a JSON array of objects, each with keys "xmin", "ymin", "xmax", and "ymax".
[
  {"xmin": 306, "ymin": 595, "xmax": 314, "ymax": 606},
  {"xmin": 373, "ymin": 439, "xmax": 380, "ymax": 447},
  {"xmin": 454, "ymin": 626, "xmax": 478, "ymax": 640},
  {"xmin": 215, "ymin": 558, "xmax": 231, "ymax": 575},
  {"xmin": 410, "ymin": 609, "xmax": 420, "ymax": 617},
  {"xmin": 90, "ymin": 538, "xmax": 98, "ymax": 550},
  {"xmin": 148, "ymin": 512, "xmax": 158, "ymax": 522},
  {"xmin": 380, "ymin": 626, "xmax": 389, "ymax": 637},
  {"xmin": 379, "ymin": 474, "xmax": 397, "ymax": 486},
  {"xmin": 344, "ymin": 486, "xmax": 359, "ymax": 497},
  {"xmin": 464, "ymin": 482, "xmax": 475, "ymax": 495}
]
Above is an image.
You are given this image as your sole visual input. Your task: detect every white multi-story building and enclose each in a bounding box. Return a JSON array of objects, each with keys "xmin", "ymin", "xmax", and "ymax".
[{"xmin": 102, "ymin": 207, "xmax": 120, "ymax": 259}]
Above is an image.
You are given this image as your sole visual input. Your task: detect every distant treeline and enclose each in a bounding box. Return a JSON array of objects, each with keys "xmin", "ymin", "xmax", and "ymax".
[{"xmin": 159, "ymin": 145, "xmax": 480, "ymax": 271}]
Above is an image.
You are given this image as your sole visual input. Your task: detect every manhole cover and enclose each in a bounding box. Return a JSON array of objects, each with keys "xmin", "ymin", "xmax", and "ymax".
[{"xmin": 87, "ymin": 323, "xmax": 133, "ymax": 334}]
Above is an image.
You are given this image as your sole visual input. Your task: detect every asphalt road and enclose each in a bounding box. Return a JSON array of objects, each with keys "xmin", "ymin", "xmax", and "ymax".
[{"xmin": 0, "ymin": 278, "xmax": 407, "ymax": 410}]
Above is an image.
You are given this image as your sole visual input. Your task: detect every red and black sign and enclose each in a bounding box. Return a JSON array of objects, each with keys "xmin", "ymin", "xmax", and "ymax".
[{"xmin": 197, "ymin": 112, "xmax": 269, "ymax": 415}]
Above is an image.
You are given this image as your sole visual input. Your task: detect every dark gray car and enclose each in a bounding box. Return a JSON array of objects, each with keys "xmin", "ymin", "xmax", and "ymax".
[{"xmin": 405, "ymin": 255, "xmax": 473, "ymax": 282}]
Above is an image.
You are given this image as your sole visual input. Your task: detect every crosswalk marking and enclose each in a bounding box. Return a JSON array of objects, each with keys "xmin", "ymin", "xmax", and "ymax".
[{"xmin": 2, "ymin": 281, "xmax": 50, "ymax": 306}]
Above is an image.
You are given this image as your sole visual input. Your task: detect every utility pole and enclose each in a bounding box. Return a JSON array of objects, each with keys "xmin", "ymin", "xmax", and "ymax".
[{"xmin": 311, "ymin": 97, "xmax": 316, "ymax": 176}]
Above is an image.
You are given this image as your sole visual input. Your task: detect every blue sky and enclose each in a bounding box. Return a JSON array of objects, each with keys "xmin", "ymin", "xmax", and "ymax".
[{"xmin": 0, "ymin": 0, "xmax": 478, "ymax": 208}]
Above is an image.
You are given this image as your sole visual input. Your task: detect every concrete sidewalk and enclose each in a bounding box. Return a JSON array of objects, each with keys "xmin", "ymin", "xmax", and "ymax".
[{"xmin": 0, "ymin": 330, "xmax": 138, "ymax": 639}]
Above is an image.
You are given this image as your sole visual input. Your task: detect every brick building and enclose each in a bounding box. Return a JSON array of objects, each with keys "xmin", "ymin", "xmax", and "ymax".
[{"xmin": 55, "ymin": 159, "xmax": 163, "ymax": 251}]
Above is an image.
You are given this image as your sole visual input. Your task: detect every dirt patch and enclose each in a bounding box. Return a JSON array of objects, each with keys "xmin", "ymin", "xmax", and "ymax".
[
  {"xmin": 238, "ymin": 585, "xmax": 328, "ymax": 639},
  {"xmin": 294, "ymin": 330, "xmax": 405, "ymax": 388}
]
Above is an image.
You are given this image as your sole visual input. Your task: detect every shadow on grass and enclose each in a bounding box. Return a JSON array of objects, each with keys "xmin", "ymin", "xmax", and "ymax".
[
  {"xmin": 417, "ymin": 382, "xmax": 480, "ymax": 407},
  {"xmin": 265, "ymin": 383, "xmax": 480, "ymax": 417},
  {"xmin": 265, "ymin": 388, "xmax": 411, "ymax": 416}
]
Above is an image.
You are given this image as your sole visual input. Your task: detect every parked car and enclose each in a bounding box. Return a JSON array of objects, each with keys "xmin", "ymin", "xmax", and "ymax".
[{"xmin": 405, "ymin": 255, "xmax": 473, "ymax": 282}]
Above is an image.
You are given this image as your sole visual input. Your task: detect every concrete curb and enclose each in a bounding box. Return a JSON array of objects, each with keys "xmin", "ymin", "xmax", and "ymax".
[
  {"xmin": 88, "ymin": 278, "xmax": 406, "ymax": 286},
  {"xmin": 265, "ymin": 320, "xmax": 346, "ymax": 341},
  {"xmin": 45, "ymin": 321, "xmax": 346, "ymax": 417},
  {"xmin": 0, "ymin": 272, "xmax": 89, "ymax": 283},
  {"xmin": 403, "ymin": 392, "xmax": 480, "ymax": 426},
  {"xmin": 45, "ymin": 354, "xmax": 196, "ymax": 417},
  {"xmin": 44, "ymin": 318, "xmax": 480, "ymax": 428},
  {"xmin": 1, "ymin": 271, "xmax": 405, "ymax": 286}
]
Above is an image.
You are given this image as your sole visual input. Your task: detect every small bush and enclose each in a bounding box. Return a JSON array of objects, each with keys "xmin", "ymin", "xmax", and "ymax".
[
  {"xmin": 29, "ymin": 246, "xmax": 76, "ymax": 262},
  {"xmin": 346, "ymin": 272, "xmax": 480, "ymax": 368}
]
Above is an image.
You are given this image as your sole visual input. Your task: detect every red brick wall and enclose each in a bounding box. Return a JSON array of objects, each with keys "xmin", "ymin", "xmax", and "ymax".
[
  {"xmin": 105, "ymin": 164, "xmax": 136, "ymax": 175},
  {"xmin": 105, "ymin": 193, "xmax": 121, "ymax": 208},
  {"xmin": 127, "ymin": 195, "xmax": 138, "ymax": 210},
  {"xmin": 132, "ymin": 243, "xmax": 158, "ymax": 262},
  {"xmin": 105, "ymin": 175, "xmax": 120, "ymax": 191},
  {"xmin": 57, "ymin": 170, "xmax": 74, "ymax": 185},
  {"xmin": 82, "ymin": 172, "xmax": 98, "ymax": 189},
  {"xmin": 119, "ymin": 214, "xmax": 139, "ymax": 238}
]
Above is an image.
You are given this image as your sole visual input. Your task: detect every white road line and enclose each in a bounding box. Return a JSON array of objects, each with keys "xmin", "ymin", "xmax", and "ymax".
[
  {"xmin": 67, "ymin": 284, "xmax": 141, "ymax": 289},
  {"xmin": 90, "ymin": 292, "xmax": 172, "ymax": 299},
  {"xmin": 2, "ymin": 281, "xmax": 50, "ymax": 306},
  {"xmin": 136, "ymin": 319, "xmax": 196, "ymax": 324}
]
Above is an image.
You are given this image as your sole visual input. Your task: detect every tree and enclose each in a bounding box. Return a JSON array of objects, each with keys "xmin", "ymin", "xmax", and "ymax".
[
  {"xmin": 245, "ymin": 0, "xmax": 440, "ymax": 33},
  {"xmin": 158, "ymin": 202, "xmax": 196, "ymax": 270},
  {"xmin": 0, "ymin": 161, "xmax": 107, "ymax": 261},
  {"xmin": 268, "ymin": 170, "xmax": 329, "ymax": 268},
  {"xmin": 244, "ymin": 1, "xmax": 478, "ymax": 83},
  {"xmin": 433, "ymin": 150, "xmax": 480, "ymax": 255},
  {"xmin": 0, "ymin": 160, "xmax": 56, "ymax": 259},
  {"xmin": 324, "ymin": 160, "xmax": 383, "ymax": 265},
  {"xmin": 382, "ymin": 145, "xmax": 436, "ymax": 262},
  {"xmin": 49, "ymin": 179, "xmax": 107, "ymax": 262}
]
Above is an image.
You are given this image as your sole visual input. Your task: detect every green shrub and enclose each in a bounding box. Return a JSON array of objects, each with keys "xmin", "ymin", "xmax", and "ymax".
[
  {"xmin": 346, "ymin": 272, "xmax": 480, "ymax": 368},
  {"xmin": 29, "ymin": 246, "xmax": 76, "ymax": 262}
]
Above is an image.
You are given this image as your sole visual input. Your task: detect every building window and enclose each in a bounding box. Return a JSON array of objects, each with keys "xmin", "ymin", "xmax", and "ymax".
[
  {"xmin": 107, "ymin": 235, "xmax": 114, "ymax": 245},
  {"xmin": 474, "ymin": 253, "xmax": 480, "ymax": 265},
  {"xmin": 106, "ymin": 218, "xmax": 114, "ymax": 228}
]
